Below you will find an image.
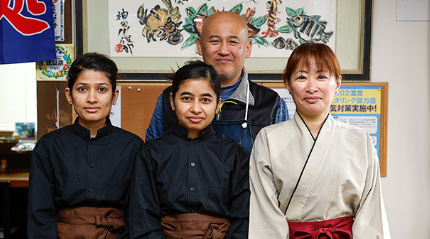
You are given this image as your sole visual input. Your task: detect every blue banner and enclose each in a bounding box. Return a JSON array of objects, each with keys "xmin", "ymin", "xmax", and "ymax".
[{"xmin": 0, "ymin": 0, "xmax": 56, "ymax": 64}]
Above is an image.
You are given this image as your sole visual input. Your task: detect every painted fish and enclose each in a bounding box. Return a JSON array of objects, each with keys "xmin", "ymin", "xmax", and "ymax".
[{"xmin": 287, "ymin": 14, "xmax": 333, "ymax": 43}]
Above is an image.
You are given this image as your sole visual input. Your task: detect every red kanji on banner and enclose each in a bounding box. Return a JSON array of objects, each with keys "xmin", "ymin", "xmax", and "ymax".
[{"xmin": 0, "ymin": 0, "xmax": 50, "ymax": 35}]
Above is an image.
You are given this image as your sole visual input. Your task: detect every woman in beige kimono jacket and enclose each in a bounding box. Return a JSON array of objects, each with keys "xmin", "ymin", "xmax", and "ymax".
[{"xmin": 249, "ymin": 43, "xmax": 390, "ymax": 239}]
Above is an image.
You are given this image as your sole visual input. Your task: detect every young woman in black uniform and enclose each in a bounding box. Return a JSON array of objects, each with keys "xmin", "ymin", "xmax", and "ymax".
[
  {"xmin": 28, "ymin": 53, "xmax": 144, "ymax": 238},
  {"xmin": 129, "ymin": 61, "xmax": 249, "ymax": 239}
]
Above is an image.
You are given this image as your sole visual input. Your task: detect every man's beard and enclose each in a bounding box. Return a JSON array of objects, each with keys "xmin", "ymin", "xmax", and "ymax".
[{"xmin": 218, "ymin": 70, "xmax": 234, "ymax": 80}]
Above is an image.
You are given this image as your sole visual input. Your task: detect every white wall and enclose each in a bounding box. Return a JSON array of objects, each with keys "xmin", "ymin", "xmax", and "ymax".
[
  {"xmin": 372, "ymin": 0, "xmax": 430, "ymax": 237},
  {"xmin": 0, "ymin": 63, "xmax": 37, "ymax": 132}
]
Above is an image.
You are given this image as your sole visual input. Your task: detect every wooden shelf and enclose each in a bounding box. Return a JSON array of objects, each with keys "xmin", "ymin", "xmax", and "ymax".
[{"xmin": 0, "ymin": 171, "xmax": 29, "ymax": 187}]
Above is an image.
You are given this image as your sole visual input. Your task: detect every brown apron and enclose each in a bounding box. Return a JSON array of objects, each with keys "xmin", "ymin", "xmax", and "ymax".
[
  {"xmin": 161, "ymin": 213, "xmax": 231, "ymax": 239},
  {"xmin": 57, "ymin": 207, "xmax": 125, "ymax": 239}
]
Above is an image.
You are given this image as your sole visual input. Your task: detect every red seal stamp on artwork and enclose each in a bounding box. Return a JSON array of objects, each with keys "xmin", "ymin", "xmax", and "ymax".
[{"xmin": 115, "ymin": 44, "xmax": 124, "ymax": 53}]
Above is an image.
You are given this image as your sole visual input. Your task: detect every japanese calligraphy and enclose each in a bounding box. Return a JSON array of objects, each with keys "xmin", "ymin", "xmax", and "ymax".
[
  {"xmin": 114, "ymin": 8, "xmax": 134, "ymax": 55},
  {"xmin": 332, "ymin": 88, "xmax": 380, "ymax": 114},
  {"xmin": 0, "ymin": 0, "xmax": 50, "ymax": 35},
  {"xmin": 330, "ymin": 104, "xmax": 377, "ymax": 113},
  {"xmin": 333, "ymin": 97, "xmax": 377, "ymax": 104}
]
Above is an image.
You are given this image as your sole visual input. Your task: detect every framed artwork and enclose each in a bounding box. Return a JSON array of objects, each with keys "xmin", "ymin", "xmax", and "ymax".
[{"xmin": 76, "ymin": 0, "xmax": 372, "ymax": 81}]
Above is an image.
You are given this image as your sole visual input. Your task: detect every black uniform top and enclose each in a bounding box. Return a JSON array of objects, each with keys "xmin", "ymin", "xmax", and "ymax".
[
  {"xmin": 27, "ymin": 118, "xmax": 144, "ymax": 238},
  {"xmin": 129, "ymin": 124, "xmax": 250, "ymax": 239}
]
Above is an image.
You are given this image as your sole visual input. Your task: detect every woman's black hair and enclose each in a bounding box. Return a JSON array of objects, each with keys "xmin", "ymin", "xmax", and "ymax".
[
  {"xmin": 170, "ymin": 60, "xmax": 221, "ymax": 101},
  {"xmin": 67, "ymin": 52, "xmax": 118, "ymax": 93}
]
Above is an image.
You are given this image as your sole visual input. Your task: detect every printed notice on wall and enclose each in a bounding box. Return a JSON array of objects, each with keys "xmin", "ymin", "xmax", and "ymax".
[
  {"xmin": 331, "ymin": 86, "xmax": 382, "ymax": 156},
  {"xmin": 36, "ymin": 44, "xmax": 74, "ymax": 81},
  {"xmin": 53, "ymin": 0, "xmax": 65, "ymax": 41},
  {"xmin": 274, "ymin": 85, "xmax": 383, "ymax": 158}
]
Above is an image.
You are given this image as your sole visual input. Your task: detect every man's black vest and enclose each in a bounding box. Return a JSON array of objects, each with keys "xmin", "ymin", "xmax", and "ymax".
[{"xmin": 162, "ymin": 80, "xmax": 280, "ymax": 140}]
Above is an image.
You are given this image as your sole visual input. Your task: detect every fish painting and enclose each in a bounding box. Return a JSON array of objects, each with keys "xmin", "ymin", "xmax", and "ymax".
[
  {"xmin": 287, "ymin": 14, "xmax": 333, "ymax": 43},
  {"xmin": 127, "ymin": 2, "xmax": 336, "ymax": 55}
]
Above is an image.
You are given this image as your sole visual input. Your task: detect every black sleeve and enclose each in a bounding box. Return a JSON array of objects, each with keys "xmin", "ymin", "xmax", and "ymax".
[
  {"xmin": 120, "ymin": 139, "xmax": 145, "ymax": 239},
  {"xmin": 128, "ymin": 146, "xmax": 165, "ymax": 239},
  {"xmin": 27, "ymin": 138, "xmax": 58, "ymax": 238},
  {"xmin": 227, "ymin": 148, "xmax": 250, "ymax": 239}
]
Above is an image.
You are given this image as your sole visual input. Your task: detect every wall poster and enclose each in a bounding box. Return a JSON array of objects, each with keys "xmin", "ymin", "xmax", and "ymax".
[
  {"xmin": 53, "ymin": 0, "xmax": 65, "ymax": 41},
  {"xmin": 36, "ymin": 44, "xmax": 74, "ymax": 81}
]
